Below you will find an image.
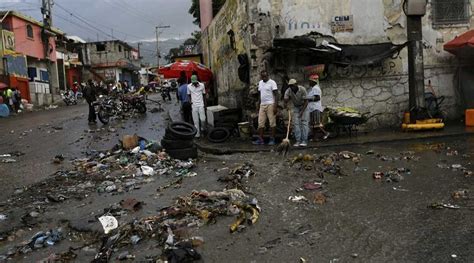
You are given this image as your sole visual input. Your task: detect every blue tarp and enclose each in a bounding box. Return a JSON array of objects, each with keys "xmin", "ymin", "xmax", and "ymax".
[{"xmin": 0, "ymin": 104, "xmax": 10, "ymax": 117}]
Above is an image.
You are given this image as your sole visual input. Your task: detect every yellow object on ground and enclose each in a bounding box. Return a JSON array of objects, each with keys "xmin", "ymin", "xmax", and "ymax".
[
  {"xmin": 402, "ymin": 122, "xmax": 445, "ymax": 131},
  {"xmin": 415, "ymin": 118, "xmax": 443, "ymax": 124}
]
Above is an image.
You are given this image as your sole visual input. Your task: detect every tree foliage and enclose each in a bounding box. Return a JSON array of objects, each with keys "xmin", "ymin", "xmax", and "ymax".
[{"xmin": 189, "ymin": 0, "xmax": 226, "ymax": 26}]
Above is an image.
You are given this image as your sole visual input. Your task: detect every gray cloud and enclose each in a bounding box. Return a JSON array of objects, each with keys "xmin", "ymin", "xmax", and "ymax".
[{"xmin": 3, "ymin": 0, "xmax": 198, "ymax": 41}]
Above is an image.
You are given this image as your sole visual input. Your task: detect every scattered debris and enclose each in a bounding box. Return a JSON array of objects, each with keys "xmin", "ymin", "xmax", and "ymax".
[
  {"xmin": 452, "ymin": 190, "xmax": 468, "ymax": 200},
  {"xmin": 289, "ymin": 196, "xmax": 308, "ymax": 203},
  {"xmin": 303, "ymin": 182, "xmax": 322, "ymax": 190},
  {"xmin": 52, "ymin": 154, "xmax": 64, "ymax": 164},
  {"xmin": 428, "ymin": 203, "xmax": 460, "ymax": 209},
  {"xmin": 313, "ymin": 192, "xmax": 327, "ymax": 205},
  {"xmin": 120, "ymin": 198, "xmax": 143, "ymax": 211},
  {"xmin": 98, "ymin": 215, "xmax": 119, "ymax": 234}
]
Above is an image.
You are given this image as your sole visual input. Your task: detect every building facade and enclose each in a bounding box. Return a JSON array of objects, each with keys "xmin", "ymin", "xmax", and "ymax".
[
  {"xmin": 201, "ymin": 0, "xmax": 473, "ymax": 127},
  {"xmin": 0, "ymin": 11, "xmax": 62, "ymax": 105},
  {"xmin": 81, "ymin": 40, "xmax": 141, "ymax": 86}
]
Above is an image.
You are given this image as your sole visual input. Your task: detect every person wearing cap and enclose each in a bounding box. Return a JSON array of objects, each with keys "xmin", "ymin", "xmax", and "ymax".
[
  {"xmin": 187, "ymin": 75, "xmax": 206, "ymax": 138},
  {"xmin": 284, "ymin": 79, "xmax": 309, "ymax": 147},
  {"xmin": 307, "ymin": 74, "xmax": 329, "ymax": 140},
  {"xmin": 253, "ymin": 70, "xmax": 278, "ymax": 145}
]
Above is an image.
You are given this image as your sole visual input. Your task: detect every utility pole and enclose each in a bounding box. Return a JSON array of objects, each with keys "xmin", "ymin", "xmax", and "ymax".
[
  {"xmin": 137, "ymin": 42, "xmax": 142, "ymax": 59},
  {"xmin": 404, "ymin": 0, "xmax": 427, "ymax": 122},
  {"xmin": 41, "ymin": 0, "xmax": 54, "ymax": 103},
  {"xmin": 155, "ymin": 25, "xmax": 170, "ymax": 68}
]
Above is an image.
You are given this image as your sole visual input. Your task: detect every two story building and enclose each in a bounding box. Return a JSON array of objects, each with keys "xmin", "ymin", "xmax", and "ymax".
[
  {"xmin": 0, "ymin": 11, "xmax": 62, "ymax": 105},
  {"xmin": 81, "ymin": 40, "xmax": 141, "ymax": 86}
]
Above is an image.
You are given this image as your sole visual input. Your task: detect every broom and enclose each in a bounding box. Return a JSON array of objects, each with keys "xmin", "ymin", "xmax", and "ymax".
[{"xmin": 277, "ymin": 109, "xmax": 291, "ymax": 155}]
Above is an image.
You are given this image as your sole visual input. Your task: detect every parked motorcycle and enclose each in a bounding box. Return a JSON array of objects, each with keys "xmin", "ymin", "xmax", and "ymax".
[
  {"xmin": 61, "ymin": 91, "xmax": 77, "ymax": 106},
  {"xmin": 94, "ymin": 95, "xmax": 122, "ymax": 125},
  {"xmin": 121, "ymin": 94, "xmax": 147, "ymax": 114}
]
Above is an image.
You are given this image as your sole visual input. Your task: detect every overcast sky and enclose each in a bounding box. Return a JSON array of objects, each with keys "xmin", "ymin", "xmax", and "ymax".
[{"xmin": 1, "ymin": 0, "xmax": 198, "ymax": 42}]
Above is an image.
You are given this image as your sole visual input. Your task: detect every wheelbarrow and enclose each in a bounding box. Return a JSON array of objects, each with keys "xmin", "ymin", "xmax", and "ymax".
[{"xmin": 325, "ymin": 108, "xmax": 381, "ymax": 137}]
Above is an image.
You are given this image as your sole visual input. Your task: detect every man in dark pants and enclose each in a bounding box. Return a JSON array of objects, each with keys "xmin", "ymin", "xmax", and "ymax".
[
  {"xmin": 178, "ymin": 78, "xmax": 192, "ymax": 123},
  {"xmin": 83, "ymin": 80, "xmax": 97, "ymax": 124}
]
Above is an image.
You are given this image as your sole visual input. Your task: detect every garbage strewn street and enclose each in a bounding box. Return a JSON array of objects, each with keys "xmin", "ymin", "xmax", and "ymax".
[{"xmin": 0, "ymin": 100, "xmax": 473, "ymax": 262}]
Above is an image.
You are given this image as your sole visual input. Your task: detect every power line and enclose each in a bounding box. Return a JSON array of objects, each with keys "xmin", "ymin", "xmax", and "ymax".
[
  {"xmin": 115, "ymin": 0, "xmax": 159, "ymax": 24},
  {"xmin": 102, "ymin": 0, "xmax": 158, "ymax": 27},
  {"xmin": 54, "ymin": 1, "xmax": 149, "ymax": 41},
  {"xmin": 54, "ymin": 2, "xmax": 115, "ymax": 39}
]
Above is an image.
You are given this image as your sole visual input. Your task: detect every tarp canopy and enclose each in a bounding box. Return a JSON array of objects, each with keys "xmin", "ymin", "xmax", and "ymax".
[
  {"xmin": 444, "ymin": 30, "xmax": 474, "ymax": 57},
  {"xmin": 272, "ymin": 32, "xmax": 407, "ymax": 66}
]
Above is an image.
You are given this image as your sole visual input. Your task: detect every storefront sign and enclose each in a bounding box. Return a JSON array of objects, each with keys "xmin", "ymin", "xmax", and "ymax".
[
  {"xmin": 2, "ymin": 30, "xmax": 15, "ymax": 54},
  {"xmin": 331, "ymin": 15, "xmax": 353, "ymax": 33}
]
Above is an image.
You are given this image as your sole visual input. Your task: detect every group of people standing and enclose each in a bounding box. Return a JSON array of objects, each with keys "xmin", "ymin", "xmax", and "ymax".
[
  {"xmin": 254, "ymin": 71, "xmax": 329, "ymax": 146},
  {"xmin": 0, "ymin": 87, "xmax": 22, "ymax": 115}
]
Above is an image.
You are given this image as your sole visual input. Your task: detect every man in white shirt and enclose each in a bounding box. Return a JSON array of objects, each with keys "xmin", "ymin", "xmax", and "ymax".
[
  {"xmin": 187, "ymin": 75, "xmax": 206, "ymax": 138},
  {"xmin": 307, "ymin": 74, "xmax": 329, "ymax": 140},
  {"xmin": 253, "ymin": 70, "xmax": 278, "ymax": 145}
]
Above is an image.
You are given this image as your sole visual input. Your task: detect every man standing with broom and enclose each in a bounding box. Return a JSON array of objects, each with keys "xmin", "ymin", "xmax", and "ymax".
[
  {"xmin": 284, "ymin": 79, "xmax": 309, "ymax": 147},
  {"xmin": 253, "ymin": 71, "xmax": 279, "ymax": 145}
]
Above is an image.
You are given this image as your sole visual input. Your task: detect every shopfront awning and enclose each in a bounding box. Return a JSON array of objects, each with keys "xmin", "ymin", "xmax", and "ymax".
[{"xmin": 444, "ymin": 30, "xmax": 474, "ymax": 57}]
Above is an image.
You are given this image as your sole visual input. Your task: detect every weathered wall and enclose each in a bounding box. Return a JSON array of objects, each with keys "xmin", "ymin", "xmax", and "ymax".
[
  {"xmin": 203, "ymin": 0, "xmax": 472, "ymax": 127},
  {"xmin": 201, "ymin": 0, "xmax": 250, "ymax": 108},
  {"xmin": 87, "ymin": 41, "xmax": 133, "ymax": 66},
  {"xmin": 258, "ymin": 0, "xmax": 472, "ymax": 127}
]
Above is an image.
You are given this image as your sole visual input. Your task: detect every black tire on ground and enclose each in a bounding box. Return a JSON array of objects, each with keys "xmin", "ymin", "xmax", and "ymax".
[
  {"xmin": 161, "ymin": 138, "xmax": 194, "ymax": 150},
  {"xmin": 207, "ymin": 127, "xmax": 231, "ymax": 143},
  {"xmin": 166, "ymin": 145, "xmax": 198, "ymax": 160},
  {"xmin": 168, "ymin": 121, "xmax": 197, "ymax": 140},
  {"xmin": 163, "ymin": 132, "xmax": 181, "ymax": 141},
  {"xmin": 98, "ymin": 108, "xmax": 110, "ymax": 124}
]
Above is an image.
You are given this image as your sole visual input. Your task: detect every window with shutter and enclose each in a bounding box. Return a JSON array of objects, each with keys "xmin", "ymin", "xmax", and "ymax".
[{"xmin": 432, "ymin": 0, "xmax": 471, "ymax": 26}]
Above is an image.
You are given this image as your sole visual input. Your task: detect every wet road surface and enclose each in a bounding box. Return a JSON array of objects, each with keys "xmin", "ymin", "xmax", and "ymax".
[{"xmin": 0, "ymin": 96, "xmax": 473, "ymax": 262}]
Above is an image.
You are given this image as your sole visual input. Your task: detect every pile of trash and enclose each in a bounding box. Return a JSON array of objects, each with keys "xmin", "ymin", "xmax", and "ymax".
[
  {"xmin": 93, "ymin": 188, "xmax": 260, "ymax": 261},
  {"xmin": 4, "ymin": 137, "xmax": 196, "ymax": 211},
  {"xmin": 372, "ymin": 167, "xmax": 410, "ymax": 183},
  {"xmin": 2, "ymin": 228, "xmax": 64, "ymax": 258},
  {"xmin": 218, "ymin": 162, "xmax": 255, "ymax": 190}
]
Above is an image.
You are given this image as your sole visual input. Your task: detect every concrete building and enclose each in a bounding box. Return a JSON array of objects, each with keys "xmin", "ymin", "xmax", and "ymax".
[
  {"xmin": 0, "ymin": 11, "xmax": 62, "ymax": 105},
  {"xmin": 201, "ymin": 0, "xmax": 473, "ymax": 127},
  {"xmin": 80, "ymin": 40, "xmax": 141, "ymax": 86},
  {"xmin": 55, "ymin": 35, "xmax": 85, "ymax": 90}
]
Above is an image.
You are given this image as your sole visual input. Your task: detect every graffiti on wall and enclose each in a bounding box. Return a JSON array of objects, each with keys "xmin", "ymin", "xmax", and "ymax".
[
  {"xmin": 327, "ymin": 58, "xmax": 404, "ymax": 79},
  {"xmin": 283, "ymin": 12, "xmax": 324, "ymax": 34}
]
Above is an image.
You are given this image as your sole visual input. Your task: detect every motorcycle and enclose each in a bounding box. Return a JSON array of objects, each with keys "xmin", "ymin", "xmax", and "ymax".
[
  {"xmin": 93, "ymin": 95, "xmax": 122, "ymax": 125},
  {"xmin": 121, "ymin": 94, "xmax": 147, "ymax": 114},
  {"xmin": 61, "ymin": 91, "xmax": 77, "ymax": 106}
]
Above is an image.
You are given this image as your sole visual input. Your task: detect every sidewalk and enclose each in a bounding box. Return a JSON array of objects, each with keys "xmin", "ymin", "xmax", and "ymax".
[{"xmin": 195, "ymin": 124, "xmax": 474, "ymax": 154}]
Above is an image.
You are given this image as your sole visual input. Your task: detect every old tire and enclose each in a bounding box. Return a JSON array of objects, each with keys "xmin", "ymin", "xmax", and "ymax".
[
  {"xmin": 98, "ymin": 108, "xmax": 110, "ymax": 125},
  {"xmin": 207, "ymin": 127, "xmax": 231, "ymax": 143},
  {"xmin": 167, "ymin": 122, "xmax": 197, "ymax": 140},
  {"xmin": 166, "ymin": 145, "xmax": 198, "ymax": 160},
  {"xmin": 161, "ymin": 138, "xmax": 194, "ymax": 150}
]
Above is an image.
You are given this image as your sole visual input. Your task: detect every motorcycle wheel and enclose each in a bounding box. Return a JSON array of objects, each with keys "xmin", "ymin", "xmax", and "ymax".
[
  {"xmin": 98, "ymin": 108, "xmax": 110, "ymax": 124},
  {"xmin": 136, "ymin": 102, "xmax": 147, "ymax": 114}
]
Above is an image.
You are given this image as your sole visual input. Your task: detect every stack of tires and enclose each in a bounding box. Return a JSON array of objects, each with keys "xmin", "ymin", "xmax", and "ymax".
[{"xmin": 161, "ymin": 122, "xmax": 198, "ymax": 160}]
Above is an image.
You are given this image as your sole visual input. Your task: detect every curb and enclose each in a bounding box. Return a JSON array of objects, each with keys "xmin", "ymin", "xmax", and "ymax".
[{"xmin": 196, "ymin": 131, "xmax": 474, "ymax": 155}]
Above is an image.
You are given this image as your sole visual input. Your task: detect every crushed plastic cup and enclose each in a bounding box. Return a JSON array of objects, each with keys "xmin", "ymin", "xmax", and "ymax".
[
  {"xmin": 99, "ymin": 215, "xmax": 119, "ymax": 234},
  {"xmin": 141, "ymin": 166, "xmax": 155, "ymax": 176}
]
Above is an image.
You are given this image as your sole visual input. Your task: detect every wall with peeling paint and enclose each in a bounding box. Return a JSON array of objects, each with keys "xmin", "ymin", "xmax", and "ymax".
[
  {"xmin": 201, "ymin": 0, "xmax": 250, "ymax": 108},
  {"xmin": 202, "ymin": 0, "xmax": 472, "ymax": 127}
]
